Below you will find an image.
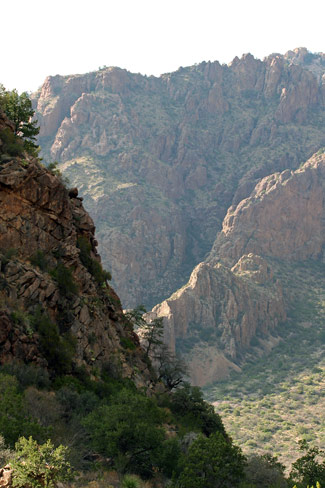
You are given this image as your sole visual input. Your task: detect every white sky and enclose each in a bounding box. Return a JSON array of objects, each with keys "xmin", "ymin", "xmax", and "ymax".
[{"xmin": 2, "ymin": 0, "xmax": 325, "ymax": 93}]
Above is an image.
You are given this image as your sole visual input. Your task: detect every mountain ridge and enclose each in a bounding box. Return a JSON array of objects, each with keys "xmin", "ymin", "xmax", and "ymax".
[{"xmin": 32, "ymin": 47, "xmax": 325, "ymax": 309}]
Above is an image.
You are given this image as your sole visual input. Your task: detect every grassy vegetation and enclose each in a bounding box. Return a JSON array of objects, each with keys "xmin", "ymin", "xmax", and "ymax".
[{"xmin": 205, "ymin": 259, "xmax": 325, "ymax": 468}]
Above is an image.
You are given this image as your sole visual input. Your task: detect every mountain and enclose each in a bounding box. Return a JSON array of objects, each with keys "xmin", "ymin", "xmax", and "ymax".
[
  {"xmin": 0, "ymin": 110, "xmax": 150, "ymax": 387},
  {"xmin": 32, "ymin": 47, "xmax": 325, "ymax": 309},
  {"xmin": 152, "ymin": 151, "xmax": 325, "ymax": 384}
]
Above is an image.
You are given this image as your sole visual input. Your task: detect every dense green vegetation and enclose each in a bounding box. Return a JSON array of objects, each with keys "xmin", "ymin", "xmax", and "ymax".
[
  {"xmin": 1, "ymin": 360, "xmax": 323, "ymax": 488},
  {"xmin": 0, "ymin": 84, "xmax": 39, "ymax": 155}
]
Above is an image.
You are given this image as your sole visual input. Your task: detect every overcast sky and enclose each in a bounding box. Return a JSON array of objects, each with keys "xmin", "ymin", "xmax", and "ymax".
[{"xmin": 2, "ymin": 0, "xmax": 325, "ymax": 93}]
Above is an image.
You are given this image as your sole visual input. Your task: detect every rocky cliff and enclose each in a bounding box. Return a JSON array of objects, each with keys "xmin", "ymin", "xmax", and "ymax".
[
  {"xmin": 32, "ymin": 47, "xmax": 325, "ymax": 308},
  {"xmin": 152, "ymin": 151, "xmax": 325, "ymax": 385},
  {"xmin": 0, "ymin": 111, "xmax": 150, "ymax": 386}
]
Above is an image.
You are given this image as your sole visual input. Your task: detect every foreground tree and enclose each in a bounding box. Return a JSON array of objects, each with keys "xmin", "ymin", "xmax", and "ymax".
[
  {"xmin": 11, "ymin": 436, "xmax": 72, "ymax": 488},
  {"xmin": 173, "ymin": 432, "xmax": 246, "ymax": 488},
  {"xmin": 83, "ymin": 388, "xmax": 165, "ymax": 478},
  {"xmin": 289, "ymin": 440, "xmax": 325, "ymax": 487}
]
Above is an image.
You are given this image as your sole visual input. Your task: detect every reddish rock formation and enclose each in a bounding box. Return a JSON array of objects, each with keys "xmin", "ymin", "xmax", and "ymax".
[
  {"xmin": 32, "ymin": 48, "xmax": 325, "ymax": 308},
  {"xmin": 211, "ymin": 152, "xmax": 325, "ymax": 266},
  {"xmin": 153, "ymin": 152, "xmax": 325, "ymax": 385},
  {"xmin": 151, "ymin": 254, "xmax": 286, "ymax": 386},
  {"xmin": 0, "ymin": 111, "xmax": 151, "ymax": 386}
]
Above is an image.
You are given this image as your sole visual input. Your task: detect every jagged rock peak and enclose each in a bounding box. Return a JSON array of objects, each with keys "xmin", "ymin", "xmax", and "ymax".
[
  {"xmin": 210, "ymin": 151, "xmax": 325, "ymax": 266},
  {"xmin": 32, "ymin": 48, "xmax": 325, "ymax": 308}
]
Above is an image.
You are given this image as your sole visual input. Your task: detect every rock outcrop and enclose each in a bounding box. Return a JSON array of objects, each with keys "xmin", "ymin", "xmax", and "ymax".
[
  {"xmin": 210, "ymin": 152, "xmax": 325, "ymax": 265},
  {"xmin": 0, "ymin": 111, "xmax": 150, "ymax": 386},
  {"xmin": 151, "ymin": 254, "xmax": 286, "ymax": 386},
  {"xmin": 32, "ymin": 48, "xmax": 325, "ymax": 308},
  {"xmin": 152, "ymin": 152, "xmax": 325, "ymax": 385}
]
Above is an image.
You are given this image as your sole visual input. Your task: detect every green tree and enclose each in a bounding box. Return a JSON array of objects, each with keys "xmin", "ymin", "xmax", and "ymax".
[
  {"xmin": 11, "ymin": 436, "xmax": 72, "ymax": 488},
  {"xmin": 289, "ymin": 440, "xmax": 325, "ymax": 487},
  {"xmin": 0, "ymin": 84, "xmax": 39, "ymax": 153},
  {"xmin": 170, "ymin": 383, "xmax": 227, "ymax": 438},
  {"xmin": 245, "ymin": 454, "xmax": 287, "ymax": 488},
  {"xmin": 173, "ymin": 432, "xmax": 246, "ymax": 488},
  {"xmin": 0, "ymin": 374, "xmax": 44, "ymax": 447},
  {"xmin": 83, "ymin": 388, "xmax": 165, "ymax": 477}
]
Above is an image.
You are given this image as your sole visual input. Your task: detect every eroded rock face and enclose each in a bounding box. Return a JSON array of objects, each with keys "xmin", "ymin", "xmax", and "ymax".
[
  {"xmin": 0, "ymin": 113, "xmax": 151, "ymax": 387},
  {"xmin": 210, "ymin": 153, "xmax": 325, "ymax": 266},
  {"xmin": 152, "ymin": 153, "xmax": 325, "ymax": 385},
  {"xmin": 151, "ymin": 254, "xmax": 286, "ymax": 386},
  {"xmin": 32, "ymin": 49, "xmax": 325, "ymax": 307}
]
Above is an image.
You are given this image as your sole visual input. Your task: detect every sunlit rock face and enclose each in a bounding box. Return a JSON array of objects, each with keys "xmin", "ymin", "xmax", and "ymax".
[
  {"xmin": 153, "ymin": 152, "xmax": 325, "ymax": 385},
  {"xmin": 32, "ymin": 48, "xmax": 325, "ymax": 308},
  {"xmin": 0, "ymin": 111, "xmax": 152, "ymax": 387}
]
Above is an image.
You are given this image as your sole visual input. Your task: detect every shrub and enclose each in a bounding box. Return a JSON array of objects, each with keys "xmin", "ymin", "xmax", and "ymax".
[
  {"xmin": 11, "ymin": 436, "xmax": 72, "ymax": 488},
  {"xmin": 120, "ymin": 337, "xmax": 136, "ymax": 350},
  {"xmin": 0, "ymin": 374, "xmax": 45, "ymax": 447},
  {"xmin": 245, "ymin": 454, "xmax": 287, "ymax": 488},
  {"xmin": 289, "ymin": 440, "xmax": 325, "ymax": 487},
  {"xmin": 83, "ymin": 388, "xmax": 165, "ymax": 478},
  {"xmin": 169, "ymin": 383, "xmax": 227, "ymax": 438},
  {"xmin": 77, "ymin": 236, "xmax": 111, "ymax": 285},
  {"xmin": 0, "ymin": 128, "xmax": 24, "ymax": 157},
  {"xmin": 173, "ymin": 432, "xmax": 245, "ymax": 488},
  {"xmin": 50, "ymin": 262, "xmax": 78, "ymax": 297},
  {"xmin": 30, "ymin": 311, "xmax": 76, "ymax": 374},
  {"xmin": 30, "ymin": 251, "xmax": 49, "ymax": 272},
  {"xmin": 0, "ymin": 248, "xmax": 17, "ymax": 272},
  {"xmin": 121, "ymin": 474, "xmax": 143, "ymax": 488}
]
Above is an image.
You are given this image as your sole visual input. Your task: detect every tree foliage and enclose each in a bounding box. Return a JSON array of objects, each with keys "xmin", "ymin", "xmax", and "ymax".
[
  {"xmin": 11, "ymin": 436, "xmax": 72, "ymax": 488},
  {"xmin": 0, "ymin": 374, "xmax": 44, "ymax": 447},
  {"xmin": 289, "ymin": 440, "xmax": 325, "ymax": 487},
  {"xmin": 83, "ymin": 388, "xmax": 166, "ymax": 477},
  {"xmin": 0, "ymin": 84, "xmax": 39, "ymax": 154},
  {"xmin": 170, "ymin": 383, "xmax": 227, "ymax": 437},
  {"xmin": 245, "ymin": 454, "xmax": 287, "ymax": 488},
  {"xmin": 172, "ymin": 432, "xmax": 246, "ymax": 488}
]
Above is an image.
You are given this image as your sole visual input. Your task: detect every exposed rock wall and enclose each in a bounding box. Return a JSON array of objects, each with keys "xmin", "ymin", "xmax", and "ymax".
[
  {"xmin": 0, "ymin": 112, "xmax": 151, "ymax": 386},
  {"xmin": 152, "ymin": 153, "xmax": 325, "ymax": 385},
  {"xmin": 32, "ymin": 48, "xmax": 325, "ymax": 307},
  {"xmin": 210, "ymin": 153, "xmax": 325, "ymax": 265},
  {"xmin": 151, "ymin": 255, "xmax": 286, "ymax": 386}
]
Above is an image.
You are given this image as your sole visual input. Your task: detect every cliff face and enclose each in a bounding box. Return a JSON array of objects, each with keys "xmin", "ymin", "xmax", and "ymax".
[
  {"xmin": 0, "ymin": 112, "xmax": 150, "ymax": 386},
  {"xmin": 32, "ymin": 48, "xmax": 325, "ymax": 308},
  {"xmin": 211, "ymin": 152, "xmax": 325, "ymax": 265},
  {"xmin": 152, "ymin": 152, "xmax": 325, "ymax": 385},
  {"xmin": 151, "ymin": 254, "xmax": 286, "ymax": 386}
]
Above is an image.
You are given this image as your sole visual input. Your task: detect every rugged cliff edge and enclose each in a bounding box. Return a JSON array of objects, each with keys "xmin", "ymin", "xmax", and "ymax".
[
  {"xmin": 32, "ymin": 47, "xmax": 325, "ymax": 308},
  {"xmin": 0, "ymin": 111, "xmax": 150, "ymax": 386},
  {"xmin": 152, "ymin": 151, "xmax": 325, "ymax": 385}
]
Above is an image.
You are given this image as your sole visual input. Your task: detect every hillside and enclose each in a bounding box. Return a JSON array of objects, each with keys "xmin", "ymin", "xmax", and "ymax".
[
  {"xmin": 0, "ymin": 110, "xmax": 150, "ymax": 386},
  {"xmin": 0, "ymin": 109, "xmax": 236, "ymax": 486},
  {"xmin": 32, "ymin": 47, "xmax": 325, "ymax": 309},
  {"xmin": 151, "ymin": 151, "xmax": 325, "ymax": 383}
]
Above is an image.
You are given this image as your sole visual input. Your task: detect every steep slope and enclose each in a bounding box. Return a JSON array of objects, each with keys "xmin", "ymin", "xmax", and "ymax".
[
  {"xmin": 152, "ymin": 151, "xmax": 325, "ymax": 385},
  {"xmin": 0, "ymin": 111, "xmax": 150, "ymax": 386},
  {"xmin": 32, "ymin": 48, "xmax": 325, "ymax": 308}
]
